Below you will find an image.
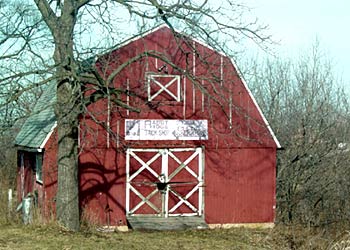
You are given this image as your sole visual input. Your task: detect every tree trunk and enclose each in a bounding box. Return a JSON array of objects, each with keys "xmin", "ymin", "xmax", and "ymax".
[
  {"xmin": 34, "ymin": 0, "xmax": 81, "ymax": 231},
  {"xmin": 53, "ymin": 2, "xmax": 80, "ymax": 231},
  {"xmin": 55, "ymin": 81, "xmax": 80, "ymax": 231}
]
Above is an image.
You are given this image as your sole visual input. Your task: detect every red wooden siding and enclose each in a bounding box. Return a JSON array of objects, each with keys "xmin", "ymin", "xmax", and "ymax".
[
  {"xmin": 42, "ymin": 129, "xmax": 58, "ymax": 218},
  {"xmin": 205, "ymin": 148, "xmax": 276, "ymax": 223},
  {"xmin": 79, "ymin": 148, "xmax": 127, "ymax": 225},
  {"xmin": 17, "ymin": 151, "xmax": 36, "ymax": 200},
  {"xmin": 78, "ymin": 26, "xmax": 277, "ymax": 226},
  {"xmin": 22, "ymin": 26, "xmax": 278, "ymax": 227}
]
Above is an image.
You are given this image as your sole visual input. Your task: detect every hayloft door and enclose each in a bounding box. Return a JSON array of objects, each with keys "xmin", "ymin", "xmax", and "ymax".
[{"xmin": 126, "ymin": 148, "xmax": 204, "ymax": 217}]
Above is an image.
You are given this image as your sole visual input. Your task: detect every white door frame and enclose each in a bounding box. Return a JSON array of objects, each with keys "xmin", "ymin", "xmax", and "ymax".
[{"xmin": 126, "ymin": 147, "xmax": 204, "ymax": 217}]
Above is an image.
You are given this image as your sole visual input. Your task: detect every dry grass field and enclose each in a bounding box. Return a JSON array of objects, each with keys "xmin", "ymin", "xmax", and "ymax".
[
  {"xmin": 0, "ymin": 222, "xmax": 349, "ymax": 250},
  {"xmin": 1, "ymin": 180, "xmax": 349, "ymax": 250}
]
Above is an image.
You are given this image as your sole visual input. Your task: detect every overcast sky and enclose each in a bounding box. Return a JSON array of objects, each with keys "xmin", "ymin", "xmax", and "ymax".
[{"xmin": 245, "ymin": 0, "xmax": 349, "ymax": 90}]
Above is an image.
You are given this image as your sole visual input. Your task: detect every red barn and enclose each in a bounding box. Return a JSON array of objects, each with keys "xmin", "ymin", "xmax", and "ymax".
[{"xmin": 15, "ymin": 25, "xmax": 280, "ymax": 230}]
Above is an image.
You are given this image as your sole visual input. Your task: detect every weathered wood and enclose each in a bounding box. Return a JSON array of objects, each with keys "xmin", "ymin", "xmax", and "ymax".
[{"xmin": 127, "ymin": 216, "xmax": 208, "ymax": 231}]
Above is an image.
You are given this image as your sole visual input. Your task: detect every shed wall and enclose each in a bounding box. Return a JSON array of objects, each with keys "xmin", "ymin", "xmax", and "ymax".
[
  {"xmin": 16, "ymin": 151, "xmax": 36, "ymax": 200},
  {"xmin": 42, "ymin": 129, "xmax": 58, "ymax": 218}
]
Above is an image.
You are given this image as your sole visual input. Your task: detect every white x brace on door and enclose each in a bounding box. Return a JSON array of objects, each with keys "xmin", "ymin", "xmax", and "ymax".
[{"xmin": 126, "ymin": 148, "xmax": 204, "ymax": 217}]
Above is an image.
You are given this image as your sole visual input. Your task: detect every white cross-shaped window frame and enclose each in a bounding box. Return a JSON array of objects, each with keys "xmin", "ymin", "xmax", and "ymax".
[{"xmin": 147, "ymin": 74, "xmax": 181, "ymax": 102}]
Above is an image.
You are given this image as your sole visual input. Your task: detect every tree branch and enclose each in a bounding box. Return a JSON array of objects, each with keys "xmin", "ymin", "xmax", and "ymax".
[{"xmin": 33, "ymin": 0, "xmax": 59, "ymax": 33}]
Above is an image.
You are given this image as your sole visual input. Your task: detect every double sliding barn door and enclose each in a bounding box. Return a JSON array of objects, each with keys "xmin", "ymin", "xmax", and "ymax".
[{"xmin": 126, "ymin": 148, "xmax": 204, "ymax": 217}]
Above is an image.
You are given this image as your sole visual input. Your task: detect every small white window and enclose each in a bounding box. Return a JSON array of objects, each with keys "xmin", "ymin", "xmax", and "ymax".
[
  {"xmin": 36, "ymin": 154, "xmax": 43, "ymax": 184},
  {"xmin": 147, "ymin": 74, "xmax": 181, "ymax": 102}
]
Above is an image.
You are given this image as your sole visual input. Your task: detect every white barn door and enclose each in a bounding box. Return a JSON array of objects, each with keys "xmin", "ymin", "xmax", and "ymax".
[{"xmin": 126, "ymin": 148, "xmax": 204, "ymax": 217}]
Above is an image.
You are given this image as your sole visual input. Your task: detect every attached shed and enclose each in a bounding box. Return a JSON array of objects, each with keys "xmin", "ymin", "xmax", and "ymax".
[
  {"xmin": 16, "ymin": 25, "xmax": 280, "ymax": 230},
  {"xmin": 15, "ymin": 81, "xmax": 57, "ymax": 217}
]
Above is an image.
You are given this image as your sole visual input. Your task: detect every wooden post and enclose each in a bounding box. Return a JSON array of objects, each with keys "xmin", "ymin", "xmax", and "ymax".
[{"xmin": 8, "ymin": 189, "xmax": 12, "ymax": 217}]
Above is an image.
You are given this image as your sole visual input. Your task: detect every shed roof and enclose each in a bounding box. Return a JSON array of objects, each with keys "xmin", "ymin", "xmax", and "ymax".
[{"xmin": 15, "ymin": 81, "xmax": 56, "ymax": 149}]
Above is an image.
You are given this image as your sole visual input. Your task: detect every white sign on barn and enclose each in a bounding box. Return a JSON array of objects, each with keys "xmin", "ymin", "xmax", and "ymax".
[{"xmin": 125, "ymin": 119, "xmax": 208, "ymax": 140}]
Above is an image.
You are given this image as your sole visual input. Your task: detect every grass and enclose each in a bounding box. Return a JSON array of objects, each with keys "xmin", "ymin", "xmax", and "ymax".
[
  {"xmin": 0, "ymin": 181, "xmax": 349, "ymax": 250},
  {"xmin": 0, "ymin": 222, "xmax": 348, "ymax": 250},
  {"xmin": 0, "ymin": 223, "xmax": 269, "ymax": 250}
]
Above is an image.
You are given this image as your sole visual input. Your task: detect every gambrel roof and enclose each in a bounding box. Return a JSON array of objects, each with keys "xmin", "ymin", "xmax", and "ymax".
[
  {"xmin": 15, "ymin": 81, "xmax": 56, "ymax": 149},
  {"xmin": 15, "ymin": 24, "xmax": 280, "ymax": 149}
]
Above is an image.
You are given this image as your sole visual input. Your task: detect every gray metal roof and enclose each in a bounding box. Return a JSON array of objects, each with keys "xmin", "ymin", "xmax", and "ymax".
[{"xmin": 15, "ymin": 82, "xmax": 56, "ymax": 148}]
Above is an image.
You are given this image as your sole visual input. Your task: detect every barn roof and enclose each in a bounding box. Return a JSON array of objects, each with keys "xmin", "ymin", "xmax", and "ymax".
[
  {"xmin": 15, "ymin": 24, "xmax": 281, "ymax": 149},
  {"xmin": 15, "ymin": 81, "xmax": 56, "ymax": 149},
  {"xmin": 107, "ymin": 24, "xmax": 281, "ymax": 148}
]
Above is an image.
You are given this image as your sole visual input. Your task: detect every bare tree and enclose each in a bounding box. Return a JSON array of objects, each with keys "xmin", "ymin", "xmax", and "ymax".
[
  {"xmin": 246, "ymin": 44, "xmax": 350, "ymax": 226},
  {"xmin": 1, "ymin": 0, "xmax": 270, "ymax": 231},
  {"xmin": 0, "ymin": 1, "xmax": 51, "ymax": 195},
  {"xmin": 0, "ymin": 0, "xmax": 49, "ymax": 128}
]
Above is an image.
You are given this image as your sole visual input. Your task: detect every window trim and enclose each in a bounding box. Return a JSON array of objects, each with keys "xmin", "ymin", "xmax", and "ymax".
[
  {"xmin": 35, "ymin": 154, "xmax": 43, "ymax": 184},
  {"xmin": 147, "ymin": 74, "xmax": 181, "ymax": 102}
]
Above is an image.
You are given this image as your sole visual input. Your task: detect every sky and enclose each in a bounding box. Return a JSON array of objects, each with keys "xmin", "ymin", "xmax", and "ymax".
[{"xmin": 244, "ymin": 0, "xmax": 350, "ymax": 91}]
